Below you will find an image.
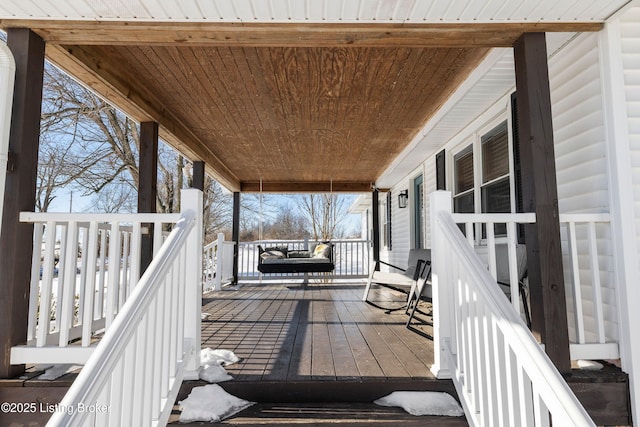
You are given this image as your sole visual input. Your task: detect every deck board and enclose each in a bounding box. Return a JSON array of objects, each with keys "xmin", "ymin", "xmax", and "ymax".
[{"xmin": 201, "ymin": 280, "xmax": 435, "ymax": 383}]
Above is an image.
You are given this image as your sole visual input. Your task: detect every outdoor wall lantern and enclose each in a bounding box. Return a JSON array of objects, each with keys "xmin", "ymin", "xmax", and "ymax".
[{"xmin": 398, "ymin": 190, "xmax": 409, "ymax": 208}]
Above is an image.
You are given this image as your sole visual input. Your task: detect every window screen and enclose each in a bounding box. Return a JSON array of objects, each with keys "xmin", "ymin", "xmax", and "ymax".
[
  {"xmin": 482, "ymin": 124, "xmax": 509, "ymax": 184},
  {"xmin": 455, "ymin": 148, "xmax": 474, "ymax": 194},
  {"xmin": 481, "ymin": 122, "xmax": 511, "ymax": 236}
]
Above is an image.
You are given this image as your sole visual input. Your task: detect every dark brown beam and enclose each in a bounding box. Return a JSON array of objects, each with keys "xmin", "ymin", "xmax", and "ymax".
[
  {"xmin": 372, "ymin": 189, "xmax": 380, "ymax": 267},
  {"xmin": 0, "ymin": 21, "xmax": 604, "ymax": 48},
  {"xmin": 241, "ymin": 181, "xmax": 373, "ymax": 193},
  {"xmin": 232, "ymin": 192, "xmax": 240, "ymax": 285},
  {"xmin": 436, "ymin": 149, "xmax": 446, "ymax": 191},
  {"xmin": 514, "ymin": 33, "xmax": 570, "ymax": 373},
  {"xmin": 191, "ymin": 161, "xmax": 205, "ymax": 191},
  {"xmin": 0, "ymin": 28, "xmax": 45, "ymax": 378},
  {"xmin": 138, "ymin": 121, "xmax": 158, "ymax": 276}
]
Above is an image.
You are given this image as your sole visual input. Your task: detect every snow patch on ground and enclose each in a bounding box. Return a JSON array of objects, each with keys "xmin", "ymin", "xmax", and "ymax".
[
  {"xmin": 178, "ymin": 384, "xmax": 254, "ymax": 423},
  {"xmin": 577, "ymin": 359, "xmax": 604, "ymax": 371},
  {"xmin": 200, "ymin": 363, "xmax": 233, "ymax": 383},
  {"xmin": 374, "ymin": 391, "xmax": 464, "ymax": 417},
  {"xmin": 198, "ymin": 348, "xmax": 237, "ymax": 383},
  {"xmin": 36, "ymin": 364, "xmax": 82, "ymax": 380},
  {"xmin": 201, "ymin": 348, "xmax": 240, "ymax": 366}
]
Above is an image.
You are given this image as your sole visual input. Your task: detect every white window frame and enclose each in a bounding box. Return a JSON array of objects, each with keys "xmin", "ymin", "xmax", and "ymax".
[
  {"xmin": 452, "ymin": 141, "xmax": 476, "ymax": 214},
  {"xmin": 383, "ymin": 192, "xmax": 392, "ymax": 250},
  {"xmin": 449, "ymin": 110, "xmax": 517, "ymax": 244}
]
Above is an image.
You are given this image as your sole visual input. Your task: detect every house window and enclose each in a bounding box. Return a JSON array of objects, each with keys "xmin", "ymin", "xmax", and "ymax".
[
  {"xmin": 453, "ymin": 121, "xmax": 512, "ymax": 239},
  {"xmin": 481, "ymin": 122, "xmax": 510, "ymax": 235},
  {"xmin": 414, "ymin": 175, "xmax": 425, "ymax": 248},
  {"xmin": 453, "ymin": 146, "xmax": 474, "ymax": 214}
]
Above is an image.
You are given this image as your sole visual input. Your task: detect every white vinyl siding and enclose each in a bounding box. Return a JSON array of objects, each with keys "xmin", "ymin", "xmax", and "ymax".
[
  {"xmin": 551, "ymin": 33, "xmax": 610, "ymax": 214},
  {"xmin": 549, "ymin": 33, "xmax": 618, "ymax": 344},
  {"xmin": 619, "ymin": 6, "xmax": 640, "ymax": 275},
  {"xmin": 383, "ymin": 168, "xmax": 429, "ymax": 271},
  {"xmin": 424, "ymin": 157, "xmax": 437, "ymax": 248},
  {"xmin": 386, "ymin": 32, "xmax": 621, "ymax": 346},
  {"xmin": 383, "ymin": 180, "xmax": 412, "ymax": 270}
]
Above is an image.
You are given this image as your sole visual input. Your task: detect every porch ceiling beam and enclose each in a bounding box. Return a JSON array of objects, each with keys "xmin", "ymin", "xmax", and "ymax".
[
  {"xmin": 1, "ymin": 21, "xmax": 604, "ymax": 48},
  {"xmin": 240, "ymin": 181, "xmax": 373, "ymax": 193},
  {"xmin": 43, "ymin": 43, "xmax": 241, "ymax": 192}
]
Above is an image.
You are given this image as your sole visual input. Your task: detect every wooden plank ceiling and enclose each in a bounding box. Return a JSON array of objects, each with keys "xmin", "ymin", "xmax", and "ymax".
[
  {"xmin": 68, "ymin": 43, "xmax": 487, "ymax": 192},
  {"xmin": 0, "ymin": 21, "xmax": 603, "ymax": 192}
]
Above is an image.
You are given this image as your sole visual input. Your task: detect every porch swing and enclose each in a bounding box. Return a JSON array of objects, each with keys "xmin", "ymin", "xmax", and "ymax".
[{"xmin": 255, "ymin": 179, "xmax": 335, "ymax": 274}]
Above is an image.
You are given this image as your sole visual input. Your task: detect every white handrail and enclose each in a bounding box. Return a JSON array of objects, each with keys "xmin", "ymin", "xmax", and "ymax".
[
  {"xmin": 46, "ymin": 193, "xmax": 202, "ymax": 426},
  {"xmin": 431, "ymin": 192, "xmax": 595, "ymax": 426}
]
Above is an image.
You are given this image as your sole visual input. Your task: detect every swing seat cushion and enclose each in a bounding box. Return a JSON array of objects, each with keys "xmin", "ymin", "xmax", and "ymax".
[{"xmin": 257, "ymin": 243, "xmax": 335, "ymax": 274}]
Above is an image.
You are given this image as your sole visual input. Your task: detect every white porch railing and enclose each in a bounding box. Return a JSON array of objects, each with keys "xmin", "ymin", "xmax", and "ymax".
[
  {"xmin": 237, "ymin": 238, "xmax": 371, "ymax": 280},
  {"xmin": 46, "ymin": 189, "xmax": 203, "ymax": 427},
  {"xmin": 447, "ymin": 207, "xmax": 618, "ymax": 361},
  {"xmin": 12, "ymin": 210, "xmax": 181, "ymax": 364},
  {"xmin": 431, "ymin": 191, "xmax": 595, "ymax": 427},
  {"xmin": 559, "ymin": 213, "xmax": 618, "ymax": 360},
  {"xmin": 203, "ymin": 233, "xmax": 235, "ymax": 291}
]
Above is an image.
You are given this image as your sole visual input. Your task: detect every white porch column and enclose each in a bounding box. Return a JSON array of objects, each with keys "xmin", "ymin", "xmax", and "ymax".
[
  {"xmin": 181, "ymin": 188, "xmax": 203, "ymax": 378},
  {"xmin": 600, "ymin": 17, "xmax": 640, "ymax": 425},
  {"xmin": 213, "ymin": 232, "xmax": 225, "ymax": 291},
  {"xmin": 0, "ymin": 42, "xmax": 15, "ymax": 226},
  {"xmin": 430, "ymin": 190, "xmax": 454, "ymax": 379}
]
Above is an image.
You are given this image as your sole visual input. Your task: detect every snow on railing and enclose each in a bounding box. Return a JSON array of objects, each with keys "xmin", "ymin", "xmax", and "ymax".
[
  {"xmin": 13, "ymin": 210, "xmax": 181, "ymax": 364},
  {"xmin": 237, "ymin": 238, "xmax": 370, "ymax": 280},
  {"xmin": 431, "ymin": 191, "xmax": 595, "ymax": 427},
  {"xmin": 46, "ymin": 189, "xmax": 203, "ymax": 427},
  {"xmin": 203, "ymin": 233, "xmax": 235, "ymax": 291}
]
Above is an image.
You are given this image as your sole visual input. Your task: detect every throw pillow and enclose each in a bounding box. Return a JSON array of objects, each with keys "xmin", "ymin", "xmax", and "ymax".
[{"xmin": 312, "ymin": 243, "xmax": 331, "ymax": 259}]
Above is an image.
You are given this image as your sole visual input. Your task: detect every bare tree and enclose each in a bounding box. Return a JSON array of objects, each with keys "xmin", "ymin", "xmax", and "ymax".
[
  {"xmin": 36, "ymin": 134, "xmax": 78, "ymax": 212},
  {"xmin": 263, "ymin": 205, "xmax": 309, "ymax": 240},
  {"xmin": 37, "ymin": 61, "xmax": 235, "ymax": 243},
  {"xmin": 90, "ymin": 181, "xmax": 137, "ymax": 213},
  {"xmin": 36, "ymin": 63, "xmax": 119, "ymax": 211},
  {"xmin": 42, "ymin": 64, "xmax": 140, "ymax": 195},
  {"xmin": 298, "ymin": 194, "xmax": 347, "ymax": 241},
  {"xmin": 202, "ymin": 178, "xmax": 233, "ymax": 243}
]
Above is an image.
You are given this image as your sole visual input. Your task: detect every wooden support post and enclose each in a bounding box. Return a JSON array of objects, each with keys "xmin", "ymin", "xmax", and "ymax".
[
  {"xmin": 192, "ymin": 160, "xmax": 205, "ymax": 191},
  {"xmin": 372, "ymin": 189, "xmax": 380, "ymax": 268},
  {"xmin": 138, "ymin": 121, "xmax": 158, "ymax": 276},
  {"xmin": 232, "ymin": 192, "xmax": 240, "ymax": 284},
  {"xmin": 436, "ymin": 150, "xmax": 446, "ymax": 190},
  {"xmin": 0, "ymin": 29, "xmax": 45, "ymax": 378},
  {"xmin": 514, "ymin": 33, "xmax": 571, "ymax": 373}
]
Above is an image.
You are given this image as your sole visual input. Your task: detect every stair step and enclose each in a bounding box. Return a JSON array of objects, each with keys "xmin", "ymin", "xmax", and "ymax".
[
  {"xmin": 168, "ymin": 402, "xmax": 469, "ymax": 426},
  {"xmin": 177, "ymin": 379, "xmax": 459, "ymax": 403},
  {"xmin": 170, "ymin": 380, "xmax": 467, "ymax": 426}
]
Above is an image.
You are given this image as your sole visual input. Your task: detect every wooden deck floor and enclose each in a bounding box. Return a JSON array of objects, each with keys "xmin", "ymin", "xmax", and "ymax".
[{"xmin": 201, "ymin": 280, "xmax": 436, "ymax": 383}]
